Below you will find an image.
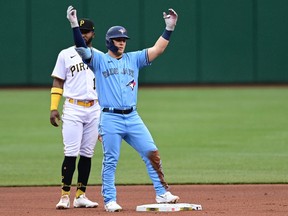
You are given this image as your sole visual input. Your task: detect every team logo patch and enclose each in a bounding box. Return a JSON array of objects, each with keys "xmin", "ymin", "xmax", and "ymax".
[
  {"xmin": 79, "ymin": 20, "xmax": 85, "ymax": 27},
  {"xmin": 126, "ymin": 79, "xmax": 136, "ymax": 90},
  {"xmin": 119, "ymin": 28, "xmax": 126, "ymax": 34}
]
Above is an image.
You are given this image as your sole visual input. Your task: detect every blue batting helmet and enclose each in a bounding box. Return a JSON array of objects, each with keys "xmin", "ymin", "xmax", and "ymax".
[{"xmin": 105, "ymin": 26, "xmax": 130, "ymax": 52}]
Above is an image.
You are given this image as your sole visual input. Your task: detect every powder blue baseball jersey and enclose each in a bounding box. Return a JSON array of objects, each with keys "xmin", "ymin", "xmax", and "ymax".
[
  {"xmin": 86, "ymin": 49, "xmax": 169, "ymax": 204},
  {"xmin": 89, "ymin": 50, "xmax": 151, "ymax": 108}
]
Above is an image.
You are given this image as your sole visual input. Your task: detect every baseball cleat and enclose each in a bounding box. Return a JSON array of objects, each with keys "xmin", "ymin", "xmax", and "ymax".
[
  {"xmin": 105, "ymin": 201, "xmax": 122, "ymax": 212},
  {"xmin": 56, "ymin": 194, "xmax": 70, "ymax": 209},
  {"xmin": 156, "ymin": 191, "xmax": 180, "ymax": 204},
  {"xmin": 73, "ymin": 194, "xmax": 98, "ymax": 208}
]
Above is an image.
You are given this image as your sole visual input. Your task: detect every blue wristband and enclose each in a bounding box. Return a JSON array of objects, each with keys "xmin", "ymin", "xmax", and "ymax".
[{"xmin": 161, "ymin": 29, "xmax": 172, "ymax": 40}]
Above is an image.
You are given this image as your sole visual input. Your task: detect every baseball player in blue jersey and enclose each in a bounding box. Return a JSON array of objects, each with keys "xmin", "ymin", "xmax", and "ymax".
[{"xmin": 66, "ymin": 5, "xmax": 179, "ymax": 212}]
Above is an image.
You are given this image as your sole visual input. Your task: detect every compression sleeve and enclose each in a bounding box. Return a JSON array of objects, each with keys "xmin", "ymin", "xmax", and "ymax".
[
  {"xmin": 50, "ymin": 87, "xmax": 63, "ymax": 111},
  {"xmin": 73, "ymin": 27, "xmax": 87, "ymax": 48}
]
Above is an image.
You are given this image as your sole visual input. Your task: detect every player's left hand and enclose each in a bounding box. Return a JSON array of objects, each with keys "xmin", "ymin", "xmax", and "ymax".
[
  {"xmin": 163, "ymin": 8, "xmax": 178, "ymax": 31},
  {"xmin": 67, "ymin": 5, "xmax": 79, "ymax": 28},
  {"xmin": 98, "ymin": 134, "xmax": 103, "ymax": 143}
]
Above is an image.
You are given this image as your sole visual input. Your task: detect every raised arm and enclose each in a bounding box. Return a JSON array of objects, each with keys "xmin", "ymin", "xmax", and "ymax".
[
  {"xmin": 66, "ymin": 6, "xmax": 92, "ymax": 60},
  {"xmin": 147, "ymin": 9, "xmax": 178, "ymax": 62}
]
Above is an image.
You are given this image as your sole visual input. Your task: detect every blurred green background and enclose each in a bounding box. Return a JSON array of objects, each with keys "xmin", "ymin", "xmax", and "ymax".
[
  {"xmin": 1, "ymin": 0, "xmax": 288, "ymax": 86},
  {"xmin": 0, "ymin": 87, "xmax": 287, "ymax": 186},
  {"xmin": 1, "ymin": 0, "xmax": 287, "ymax": 187}
]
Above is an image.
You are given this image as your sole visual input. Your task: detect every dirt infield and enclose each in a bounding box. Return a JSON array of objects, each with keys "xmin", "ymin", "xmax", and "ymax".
[{"xmin": 1, "ymin": 184, "xmax": 287, "ymax": 216}]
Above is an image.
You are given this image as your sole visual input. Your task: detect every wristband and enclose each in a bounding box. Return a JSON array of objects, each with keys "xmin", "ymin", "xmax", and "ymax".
[
  {"xmin": 161, "ymin": 29, "xmax": 172, "ymax": 41},
  {"xmin": 50, "ymin": 87, "xmax": 63, "ymax": 111}
]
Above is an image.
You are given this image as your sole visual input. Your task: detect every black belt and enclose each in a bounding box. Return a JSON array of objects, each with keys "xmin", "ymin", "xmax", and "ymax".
[{"xmin": 102, "ymin": 107, "xmax": 134, "ymax": 114}]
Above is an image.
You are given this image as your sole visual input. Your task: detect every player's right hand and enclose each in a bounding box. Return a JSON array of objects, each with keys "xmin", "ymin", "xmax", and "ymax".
[
  {"xmin": 67, "ymin": 5, "xmax": 79, "ymax": 28},
  {"xmin": 50, "ymin": 110, "xmax": 61, "ymax": 127}
]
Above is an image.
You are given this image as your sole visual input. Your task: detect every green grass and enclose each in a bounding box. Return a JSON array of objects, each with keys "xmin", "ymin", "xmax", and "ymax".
[{"xmin": 0, "ymin": 87, "xmax": 288, "ymax": 186}]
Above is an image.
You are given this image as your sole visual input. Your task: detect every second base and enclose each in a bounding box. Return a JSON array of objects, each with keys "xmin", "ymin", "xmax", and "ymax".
[{"xmin": 136, "ymin": 203, "xmax": 202, "ymax": 212}]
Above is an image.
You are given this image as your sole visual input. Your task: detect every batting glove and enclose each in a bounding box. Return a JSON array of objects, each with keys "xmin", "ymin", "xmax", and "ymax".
[
  {"xmin": 67, "ymin": 5, "xmax": 79, "ymax": 28},
  {"xmin": 75, "ymin": 47, "xmax": 92, "ymax": 60},
  {"xmin": 163, "ymin": 8, "xmax": 178, "ymax": 31}
]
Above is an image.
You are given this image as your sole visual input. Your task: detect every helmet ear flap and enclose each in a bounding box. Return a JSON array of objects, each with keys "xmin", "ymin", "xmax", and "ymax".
[
  {"xmin": 106, "ymin": 38, "xmax": 118, "ymax": 53},
  {"xmin": 105, "ymin": 37, "xmax": 110, "ymax": 49}
]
